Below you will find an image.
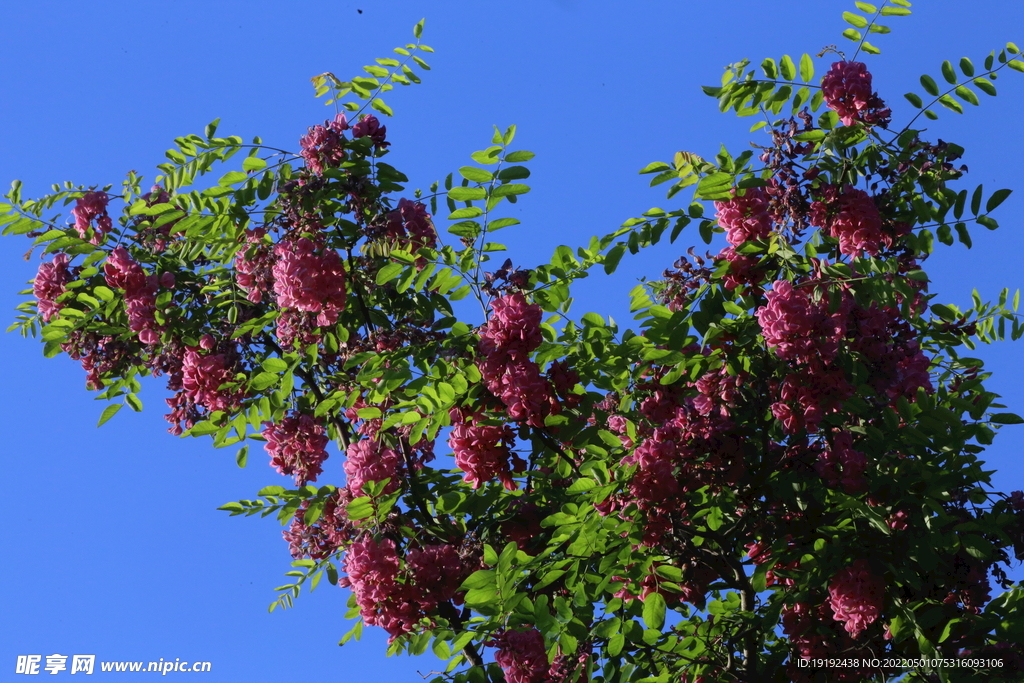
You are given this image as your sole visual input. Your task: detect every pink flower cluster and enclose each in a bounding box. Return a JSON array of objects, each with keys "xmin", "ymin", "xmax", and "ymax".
[
  {"xmin": 809, "ymin": 186, "xmax": 884, "ymax": 257},
  {"xmin": 717, "ymin": 246, "xmax": 763, "ymax": 291},
  {"xmin": 34, "ymin": 253, "xmax": 72, "ymax": 322},
  {"xmin": 715, "ymin": 187, "xmax": 773, "ymax": 246},
  {"xmin": 384, "ymin": 198, "xmax": 437, "ymax": 253},
  {"xmin": 351, "ymin": 114, "xmax": 389, "ymax": 149},
  {"xmin": 299, "ymin": 113, "xmax": 349, "ymax": 175},
  {"xmin": 821, "ymin": 61, "xmax": 891, "ymax": 128},
  {"xmin": 448, "ymin": 410, "xmax": 524, "ymax": 490},
  {"xmin": 180, "ymin": 347, "xmax": 241, "ymax": 413},
  {"xmin": 103, "ymin": 246, "xmax": 162, "ymax": 344},
  {"xmin": 344, "ymin": 438, "xmax": 400, "ymax": 496},
  {"xmin": 487, "ymin": 628, "xmax": 550, "ymax": 683},
  {"xmin": 234, "ymin": 229, "xmax": 274, "ymax": 304},
  {"xmin": 756, "ymin": 280, "xmax": 848, "ymax": 362},
  {"xmin": 405, "ymin": 543, "xmax": 465, "ymax": 612},
  {"xmin": 71, "ymin": 191, "xmax": 113, "ymax": 244},
  {"xmin": 814, "ymin": 431, "xmax": 868, "ymax": 493},
  {"xmin": 262, "ymin": 412, "xmax": 330, "ymax": 486},
  {"xmin": 272, "ymin": 237, "xmax": 347, "ymax": 326},
  {"xmin": 478, "ymin": 293, "xmax": 557, "ymax": 427},
  {"xmin": 283, "ymin": 490, "xmax": 353, "ymax": 560},
  {"xmin": 340, "ymin": 537, "xmax": 466, "ymax": 641},
  {"xmin": 827, "ymin": 560, "xmax": 885, "ymax": 638},
  {"xmin": 850, "ymin": 304, "xmax": 932, "ymax": 399}
]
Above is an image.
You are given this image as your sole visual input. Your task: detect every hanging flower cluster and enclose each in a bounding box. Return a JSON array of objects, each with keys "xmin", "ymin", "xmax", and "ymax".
[
  {"xmin": 714, "ymin": 187, "xmax": 773, "ymax": 246},
  {"xmin": 33, "ymin": 253, "xmax": 72, "ymax": 323},
  {"xmin": 262, "ymin": 412, "xmax": 330, "ymax": 486},
  {"xmin": 478, "ymin": 293, "xmax": 557, "ymax": 427},
  {"xmin": 299, "ymin": 112, "xmax": 349, "ymax": 175},
  {"xmin": 104, "ymin": 246, "xmax": 162, "ymax": 344},
  {"xmin": 448, "ymin": 409, "xmax": 523, "ymax": 490},
  {"xmin": 809, "ymin": 185, "xmax": 884, "ymax": 257},
  {"xmin": 71, "ymin": 191, "xmax": 113, "ymax": 244},
  {"xmin": 344, "ymin": 438, "xmax": 400, "ymax": 496},
  {"xmin": 821, "ymin": 61, "xmax": 892, "ymax": 127},
  {"xmin": 827, "ymin": 559, "xmax": 885, "ymax": 638},
  {"xmin": 271, "ymin": 237, "xmax": 347, "ymax": 325}
]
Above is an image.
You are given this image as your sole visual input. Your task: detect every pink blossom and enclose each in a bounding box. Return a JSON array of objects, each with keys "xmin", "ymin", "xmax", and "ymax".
[
  {"xmin": 234, "ymin": 229, "xmax": 274, "ymax": 304},
  {"xmin": 810, "ymin": 186, "xmax": 883, "ymax": 257},
  {"xmin": 827, "ymin": 559, "xmax": 884, "ymax": 638},
  {"xmin": 180, "ymin": 347, "xmax": 241, "ymax": 413},
  {"xmin": 344, "ymin": 438, "xmax": 400, "ymax": 496},
  {"xmin": 448, "ymin": 411, "xmax": 523, "ymax": 490},
  {"xmin": 384, "ymin": 198, "xmax": 437, "ymax": 253},
  {"xmin": 406, "ymin": 543, "xmax": 465, "ymax": 611},
  {"xmin": 488, "ymin": 629, "xmax": 549, "ymax": 683},
  {"xmin": 351, "ymin": 114, "xmax": 389, "ymax": 148},
  {"xmin": 479, "ymin": 293, "xmax": 544, "ymax": 359},
  {"xmin": 756, "ymin": 280, "xmax": 849, "ymax": 362},
  {"xmin": 71, "ymin": 191, "xmax": 113, "ymax": 244},
  {"xmin": 299, "ymin": 113, "xmax": 348, "ymax": 175},
  {"xmin": 480, "ymin": 355, "xmax": 556, "ymax": 428},
  {"xmin": 814, "ymin": 431, "xmax": 868, "ymax": 493},
  {"xmin": 263, "ymin": 413, "xmax": 330, "ymax": 485},
  {"xmin": 33, "ymin": 253, "xmax": 72, "ymax": 322},
  {"xmin": 104, "ymin": 246, "xmax": 161, "ymax": 344},
  {"xmin": 715, "ymin": 187, "xmax": 772, "ymax": 246},
  {"xmin": 821, "ymin": 61, "xmax": 891, "ymax": 127},
  {"xmin": 272, "ymin": 238, "xmax": 347, "ymax": 326},
  {"xmin": 339, "ymin": 537, "xmax": 421, "ymax": 640}
]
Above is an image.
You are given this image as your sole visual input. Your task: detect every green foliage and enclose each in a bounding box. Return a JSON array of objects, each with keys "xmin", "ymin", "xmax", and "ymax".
[{"xmin": 5, "ymin": 10, "xmax": 1024, "ymax": 683}]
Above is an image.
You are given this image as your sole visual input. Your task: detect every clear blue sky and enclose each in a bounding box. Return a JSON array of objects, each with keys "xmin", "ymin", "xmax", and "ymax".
[{"xmin": 2, "ymin": 1, "xmax": 1023, "ymax": 680}]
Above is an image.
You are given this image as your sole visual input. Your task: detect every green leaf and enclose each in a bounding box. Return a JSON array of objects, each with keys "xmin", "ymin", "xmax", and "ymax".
[
  {"xmin": 973, "ymin": 77, "xmax": 997, "ymax": 96},
  {"xmin": 503, "ymin": 150, "xmax": 535, "ymax": 163},
  {"xmin": 989, "ymin": 413, "xmax": 1024, "ymax": 424},
  {"xmin": 842, "ymin": 28, "xmax": 862, "ymax": 42},
  {"xmin": 491, "ymin": 183, "xmax": 530, "ymax": 198},
  {"xmin": 861, "ymin": 41, "xmax": 881, "ymax": 55},
  {"xmin": 986, "ymin": 189, "xmax": 1012, "ymax": 212},
  {"xmin": 235, "ymin": 445, "xmax": 248, "ymax": 468},
  {"xmin": 218, "ymin": 171, "xmax": 248, "ymax": 186},
  {"xmin": 1008, "ymin": 60, "xmax": 1024, "ymax": 73},
  {"xmin": 448, "ymin": 207, "xmax": 483, "ymax": 219},
  {"xmin": 370, "ymin": 98, "xmax": 394, "ymax": 117},
  {"xmin": 941, "ymin": 60, "xmax": 957, "ymax": 84},
  {"xmin": 938, "ymin": 94, "xmax": 963, "ymax": 114},
  {"xmin": 242, "ymin": 156, "xmax": 266, "ymax": 172},
  {"xmin": 639, "ymin": 161, "xmax": 671, "ymax": 175},
  {"xmin": 955, "ymin": 85, "xmax": 979, "ymax": 106},
  {"xmin": 643, "ymin": 592, "xmax": 666, "ymax": 630},
  {"xmin": 604, "ymin": 245, "xmax": 626, "ymax": 275},
  {"xmin": 448, "ymin": 186, "xmax": 486, "ymax": 201},
  {"xmin": 920, "ymin": 75, "xmax": 939, "ymax": 96},
  {"xmin": 779, "ymin": 55, "xmax": 796, "ymax": 81},
  {"xmin": 413, "ymin": 18, "xmax": 425, "ymax": 39},
  {"xmin": 880, "ymin": 5, "xmax": 911, "ymax": 15},
  {"xmin": 854, "ymin": 1, "xmax": 877, "ymax": 12},
  {"xmin": 959, "ymin": 57, "xmax": 975, "ymax": 77},
  {"xmin": 376, "ymin": 262, "xmax": 403, "ymax": 284},
  {"xmin": 760, "ymin": 58, "xmax": 777, "ymax": 79},
  {"xmin": 125, "ymin": 393, "xmax": 143, "ymax": 412},
  {"xmin": 904, "ymin": 92, "xmax": 923, "ymax": 108},
  {"xmin": 799, "ymin": 53, "xmax": 814, "ymax": 82},
  {"xmin": 696, "ymin": 172, "xmax": 732, "ymax": 200},
  {"xmin": 842, "ymin": 12, "xmax": 868, "ymax": 28},
  {"xmin": 458, "ymin": 166, "xmax": 493, "ymax": 183},
  {"xmin": 250, "ymin": 372, "xmax": 280, "ymax": 391},
  {"xmin": 97, "ymin": 403, "xmax": 122, "ymax": 427}
]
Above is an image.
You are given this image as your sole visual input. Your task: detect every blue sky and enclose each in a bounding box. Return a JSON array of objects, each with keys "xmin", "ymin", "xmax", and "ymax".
[{"xmin": 2, "ymin": 1, "xmax": 1023, "ymax": 680}]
